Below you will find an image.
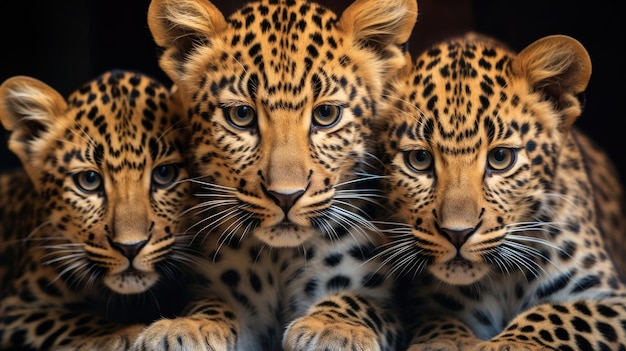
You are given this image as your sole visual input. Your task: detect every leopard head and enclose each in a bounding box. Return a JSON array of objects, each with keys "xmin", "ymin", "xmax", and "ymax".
[
  {"xmin": 0, "ymin": 70, "xmax": 193, "ymax": 294},
  {"xmin": 377, "ymin": 33, "xmax": 591, "ymax": 285},
  {"xmin": 148, "ymin": 0, "xmax": 417, "ymax": 247}
]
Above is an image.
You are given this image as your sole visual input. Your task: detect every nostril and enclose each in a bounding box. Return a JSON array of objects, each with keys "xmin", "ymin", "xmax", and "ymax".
[
  {"xmin": 108, "ymin": 237, "xmax": 149, "ymax": 260},
  {"xmin": 440, "ymin": 227, "xmax": 475, "ymax": 249},
  {"xmin": 267, "ymin": 189, "xmax": 305, "ymax": 213}
]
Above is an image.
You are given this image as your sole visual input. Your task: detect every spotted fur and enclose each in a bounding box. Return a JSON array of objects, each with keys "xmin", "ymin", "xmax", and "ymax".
[
  {"xmin": 136, "ymin": 0, "xmax": 418, "ymax": 350},
  {"xmin": 376, "ymin": 33, "xmax": 626, "ymax": 350},
  {"xmin": 0, "ymin": 70, "xmax": 199, "ymax": 350}
]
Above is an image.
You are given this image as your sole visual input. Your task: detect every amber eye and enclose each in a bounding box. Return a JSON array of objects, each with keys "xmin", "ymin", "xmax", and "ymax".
[
  {"xmin": 152, "ymin": 164, "xmax": 180, "ymax": 188},
  {"xmin": 73, "ymin": 171, "xmax": 103, "ymax": 193},
  {"xmin": 312, "ymin": 104, "xmax": 342, "ymax": 127},
  {"xmin": 404, "ymin": 150, "xmax": 433, "ymax": 172},
  {"xmin": 224, "ymin": 105, "xmax": 256, "ymax": 128},
  {"xmin": 487, "ymin": 147, "xmax": 516, "ymax": 171}
]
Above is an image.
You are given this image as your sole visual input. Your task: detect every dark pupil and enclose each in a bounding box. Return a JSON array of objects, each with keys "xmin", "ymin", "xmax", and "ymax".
[
  {"xmin": 237, "ymin": 106, "xmax": 248, "ymax": 118},
  {"xmin": 416, "ymin": 151, "xmax": 429, "ymax": 162},
  {"xmin": 493, "ymin": 149, "xmax": 506, "ymax": 162},
  {"xmin": 156, "ymin": 166, "xmax": 169, "ymax": 178},
  {"xmin": 85, "ymin": 171, "xmax": 98, "ymax": 183},
  {"xmin": 318, "ymin": 105, "xmax": 331, "ymax": 117}
]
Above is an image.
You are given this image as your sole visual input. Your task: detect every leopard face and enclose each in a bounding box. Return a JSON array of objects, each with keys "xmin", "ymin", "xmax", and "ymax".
[
  {"xmin": 0, "ymin": 70, "xmax": 192, "ymax": 295},
  {"xmin": 377, "ymin": 32, "xmax": 599, "ymax": 285},
  {"xmin": 148, "ymin": 0, "xmax": 417, "ymax": 248}
]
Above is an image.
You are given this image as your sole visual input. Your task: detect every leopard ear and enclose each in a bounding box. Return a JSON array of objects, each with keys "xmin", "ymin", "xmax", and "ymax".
[
  {"xmin": 513, "ymin": 35, "xmax": 591, "ymax": 129},
  {"xmin": 339, "ymin": 0, "xmax": 418, "ymax": 74},
  {"xmin": 148, "ymin": 0, "xmax": 227, "ymax": 82},
  {"xmin": 0, "ymin": 76, "xmax": 67, "ymax": 170}
]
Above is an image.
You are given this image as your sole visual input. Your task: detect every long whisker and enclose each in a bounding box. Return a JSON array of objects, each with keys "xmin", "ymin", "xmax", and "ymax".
[{"xmin": 334, "ymin": 173, "xmax": 385, "ymax": 189}]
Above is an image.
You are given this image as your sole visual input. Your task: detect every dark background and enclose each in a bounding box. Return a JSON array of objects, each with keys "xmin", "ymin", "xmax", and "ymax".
[{"xmin": 1, "ymin": 0, "xmax": 624, "ymax": 187}]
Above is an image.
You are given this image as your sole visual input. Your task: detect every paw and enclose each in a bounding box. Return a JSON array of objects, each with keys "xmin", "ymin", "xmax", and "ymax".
[
  {"xmin": 465, "ymin": 340, "xmax": 543, "ymax": 351},
  {"xmin": 56, "ymin": 338, "xmax": 133, "ymax": 351},
  {"xmin": 56, "ymin": 325, "xmax": 144, "ymax": 351},
  {"xmin": 411, "ymin": 339, "xmax": 542, "ymax": 351},
  {"xmin": 407, "ymin": 340, "xmax": 459, "ymax": 351},
  {"xmin": 283, "ymin": 315, "xmax": 380, "ymax": 351},
  {"xmin": 131, "ymin": 317, "xmax": 236, "ymax": 351}
]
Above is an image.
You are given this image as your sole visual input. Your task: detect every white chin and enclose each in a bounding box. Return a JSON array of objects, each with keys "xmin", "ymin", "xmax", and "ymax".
[
  {"xmin": 104, "ymin": 271, "xmax": 159, "ymax": 294},
  {"xmin": 254, "ymin": 224, "xmax": 315, "ymax": 247},
  {"xmin": 429, "ymin": 260, "xmax": 490, "ymax": 285}
]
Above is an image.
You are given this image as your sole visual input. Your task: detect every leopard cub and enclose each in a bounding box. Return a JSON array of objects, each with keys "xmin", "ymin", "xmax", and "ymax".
[
  {"xmin": 375, "ymin": 32, "xmax": 626, "ymax": 350},
  {"xmin": 0, "ymin": 70, "xmax": 198, "ymax": 350}
]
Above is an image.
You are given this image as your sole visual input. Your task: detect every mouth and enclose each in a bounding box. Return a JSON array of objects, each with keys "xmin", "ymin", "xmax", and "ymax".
[
  {"xmin": 276, "ymin": 218, "xmax": 299, "ymax": 230},
  {"xmin": 252, "ymin": 218, "xmax": 315, "ymax": 247},
  {"xmin": 450, "ymin": 253, "xmax": 468, "ymax": 263},
  {"xmin": 104, "ymin": 269, "xmax": 159, "ymax": 295},
  {"xmin": 429, "ymin": 255, "xmax": 490, "ymax": 286},
  {"xmin": 448, "ymin": 256, "xmax": 474, "ymax": 269}
]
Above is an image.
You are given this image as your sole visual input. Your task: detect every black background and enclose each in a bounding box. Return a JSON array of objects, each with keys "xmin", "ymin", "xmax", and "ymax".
[{"xmin": 1, "ymin": 0, "xmax": 624, "ymax": 188}]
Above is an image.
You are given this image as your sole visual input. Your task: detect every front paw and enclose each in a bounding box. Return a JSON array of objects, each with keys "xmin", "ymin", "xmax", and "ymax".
[
  {"xmin": 283, "ymin": 315, "xmax": 380, "ymax": 351},
  {"xmin": 407, "ymin": 340, "xmax": 459, "ymax": 351},
  {"xmin": 465, "ymin": 340, "xmax": 543, "ymax": 351},
  {"xmin": 55, "ymin": 325, "xmax": 145, "ymax": 351},
  {"xmin": 131, "ymin": 317, "xmax": 237, "ymax": 351}
]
